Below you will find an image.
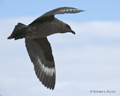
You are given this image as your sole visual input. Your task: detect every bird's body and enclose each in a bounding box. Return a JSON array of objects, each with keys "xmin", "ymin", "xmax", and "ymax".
[
  {"xmin": 26, "ymin": 18, "xmax": 68, "ymax": 39},
  {"xmin": 7, "ymin": 7, "xmax": 84, "ymax": 90}
]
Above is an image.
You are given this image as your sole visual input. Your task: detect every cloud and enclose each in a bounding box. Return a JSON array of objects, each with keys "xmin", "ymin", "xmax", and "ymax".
[{"xmin": 0, "ymin": 17, "xmax": 120, "ymax": 96}]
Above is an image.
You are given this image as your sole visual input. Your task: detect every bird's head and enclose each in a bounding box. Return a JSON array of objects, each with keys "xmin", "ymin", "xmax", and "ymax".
[{"xmin": 62, "ymin": 23, "xmax": 75, "ymax": 34}]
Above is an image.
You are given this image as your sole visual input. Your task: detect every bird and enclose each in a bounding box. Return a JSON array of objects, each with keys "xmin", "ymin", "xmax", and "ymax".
[{"xmin": 7, "ymin": 7, "xmax": 84, "ymax": 90}]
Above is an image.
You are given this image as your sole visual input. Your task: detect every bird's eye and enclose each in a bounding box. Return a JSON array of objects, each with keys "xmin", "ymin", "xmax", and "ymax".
[{"xmin": 66, "ymin": 24, "xmax": 70, "ymax": 29}]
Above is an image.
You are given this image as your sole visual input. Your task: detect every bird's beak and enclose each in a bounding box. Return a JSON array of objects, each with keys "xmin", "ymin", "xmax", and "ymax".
[{"xmin": 71, "ymin": 30, "xmax": 75, "ymax": 35}]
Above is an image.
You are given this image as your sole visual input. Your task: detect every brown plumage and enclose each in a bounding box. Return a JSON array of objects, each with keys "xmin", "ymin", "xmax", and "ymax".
[{"xmin": 7, "ymin": 7, "xmax": 84, "ymax": 90}]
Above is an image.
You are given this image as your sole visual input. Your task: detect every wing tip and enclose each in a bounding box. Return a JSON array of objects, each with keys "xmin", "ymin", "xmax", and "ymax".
[
  {"xmin": 36, "ymin": 69, "xmax": 56, "ymax": 90},
  {"xmin": 41, "ymin": 75, "xmax": 55, "ymax": 90}
]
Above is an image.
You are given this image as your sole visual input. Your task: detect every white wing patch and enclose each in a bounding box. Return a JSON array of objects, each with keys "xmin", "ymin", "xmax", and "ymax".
[
  {"xmin": 37, "ymin": 57, "xmax": 55, "ymax": 76},
  {"xmin": 65, "ymin": 9, "xmax": 69, "ymax": 12},
  {"xmin": 60, "ymin": 9, "xmax": 65, "ymax": 13},
  {"xmin": 69, "ymin": 9, "xmax": 73, "ymax": 11},
  {"xmin": 60, "ymin": 8, "xmax": 81, "ymax": 13}
]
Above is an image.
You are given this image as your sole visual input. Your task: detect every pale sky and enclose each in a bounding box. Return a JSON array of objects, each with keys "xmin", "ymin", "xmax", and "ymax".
[{"xmin": 0, "ymin": 0, "xmax": 120, "ymax": 96}]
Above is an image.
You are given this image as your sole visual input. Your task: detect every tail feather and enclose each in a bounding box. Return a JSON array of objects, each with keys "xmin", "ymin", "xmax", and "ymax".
[
  {"xmin": 7, "ymin": 23, "xmax": 27, "ymax": 40},
  {"xmin": 14, "ymin": 23, "xmax": 27, "ymax": 31}
]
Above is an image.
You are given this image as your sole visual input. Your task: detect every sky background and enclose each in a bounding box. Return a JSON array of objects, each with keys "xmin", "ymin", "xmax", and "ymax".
[{"xmin": 0, "ymin": 0, "xmax": 120, "ymax": 96}]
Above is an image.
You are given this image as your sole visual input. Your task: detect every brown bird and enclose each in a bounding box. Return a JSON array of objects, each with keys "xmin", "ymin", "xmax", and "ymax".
[{"xmin": 7, "ymin": 7, "xmax": 84, "ymax": 90}]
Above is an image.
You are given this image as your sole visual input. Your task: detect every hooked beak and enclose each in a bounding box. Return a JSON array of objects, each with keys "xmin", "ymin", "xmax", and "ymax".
[{"xmin": 71, "ymin": 30, "xmax": 75, "ymax": 35}]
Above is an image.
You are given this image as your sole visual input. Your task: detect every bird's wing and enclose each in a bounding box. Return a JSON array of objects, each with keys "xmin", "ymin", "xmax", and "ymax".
[
  {"xmin": 25, "ymin": 37, "xmax": 55, "ymax": 90},
  {"xmin": 29, "ymin": 7, "xmax": 84, "ymax": 25},
  {"xmin": 41, "ymin": 7, "xmax": 84, "ymax": 17}
]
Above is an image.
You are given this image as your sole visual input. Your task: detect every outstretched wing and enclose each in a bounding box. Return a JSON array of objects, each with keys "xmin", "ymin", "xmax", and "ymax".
[
  {"xmin": 29, "ymin": 7, "xmax": 84, "ymax": 25},
  {"xmin": 41, "ymin": 7, "xmax": 84, "ymax": 17},
  {"xmin": 25, "ymin": 37, "xmax": 55, "ymax": 90}
]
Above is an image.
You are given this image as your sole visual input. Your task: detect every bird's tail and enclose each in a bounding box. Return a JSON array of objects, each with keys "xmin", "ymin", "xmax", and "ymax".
[{"xmin": 7, "ymin": 23, "xmax": 27, "ymax": 40}]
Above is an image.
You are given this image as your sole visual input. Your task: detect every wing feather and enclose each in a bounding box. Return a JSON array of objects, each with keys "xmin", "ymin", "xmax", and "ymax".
[
  {"xmin": 29, "ymin": 7, "xmax": 84, "ymax": 25},
  {"xmin": 25, "ymin": 37, "xmax": 55, "ymax": 90},
  {"xmin": 42, "ymin": 7, "xmax": 84, "ymax": 17}
]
